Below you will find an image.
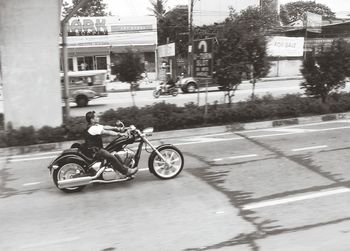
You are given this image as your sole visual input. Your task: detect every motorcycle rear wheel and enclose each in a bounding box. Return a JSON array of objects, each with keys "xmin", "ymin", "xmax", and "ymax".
[
  {"xmin": 52, "ymin": 159, "xmax": 87, "ymax": 193},
  {"xmin": 149, "ymin": 145, "xmax": 184, "ymax": 179}
]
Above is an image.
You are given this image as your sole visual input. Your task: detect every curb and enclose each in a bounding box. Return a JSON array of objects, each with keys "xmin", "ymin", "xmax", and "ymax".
[{"xmin": 1, "ymin": 111, "xmax": 349, "ymax": 158}]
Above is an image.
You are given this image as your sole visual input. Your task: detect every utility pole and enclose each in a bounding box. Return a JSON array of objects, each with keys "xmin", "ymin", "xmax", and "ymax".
[
  {"xmin": 188, "ymin": 0, "xmax": 194, "ymax": 77},
  {"xmin": 61, "ymin": 0, "xmax": 90, "ymax": 120}
]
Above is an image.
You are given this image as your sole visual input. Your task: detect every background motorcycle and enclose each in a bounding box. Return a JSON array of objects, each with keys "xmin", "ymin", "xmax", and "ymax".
[
  {"xmin": 48, "ymin": 121, "xmax": 184, "ymax": 193},
  {"xmin": 153, "ymin": 82, "xmax": 179, "ymax": 98}
]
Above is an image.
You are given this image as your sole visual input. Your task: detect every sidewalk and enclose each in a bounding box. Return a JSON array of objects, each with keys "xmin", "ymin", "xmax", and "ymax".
[
  {"xmin": 0, "ymin": 111, "xmax": 349, "ymax": 158},
  {"xmin": 106, "ymin": 76, "xmax": 303, "ymax": 93}
]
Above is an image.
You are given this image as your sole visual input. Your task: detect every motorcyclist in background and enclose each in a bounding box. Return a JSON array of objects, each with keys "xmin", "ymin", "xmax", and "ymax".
[
  {"xmin": 164, "ymin": 74, "xmax": 176, "ymax": 93},
  {"xmin": 84, "ymin": 111, "xmax": 138, "ymax": 177}
]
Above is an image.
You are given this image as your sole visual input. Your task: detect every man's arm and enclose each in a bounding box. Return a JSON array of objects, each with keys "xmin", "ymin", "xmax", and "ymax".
[{"xmin": 103, "ymin": 125, "xmax": 118, "ymax": 131}]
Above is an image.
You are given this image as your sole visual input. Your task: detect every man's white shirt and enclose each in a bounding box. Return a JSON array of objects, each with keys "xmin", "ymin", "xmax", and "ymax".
[{"xmin": 88, "ymin": 124, "xmax": 104, "ymax": 135}]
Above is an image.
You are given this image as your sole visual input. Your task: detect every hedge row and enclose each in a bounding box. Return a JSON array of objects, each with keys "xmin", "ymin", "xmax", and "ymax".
[{"xmin": 2, "ymin": 92, "xmax": 350, "ymax": 148}]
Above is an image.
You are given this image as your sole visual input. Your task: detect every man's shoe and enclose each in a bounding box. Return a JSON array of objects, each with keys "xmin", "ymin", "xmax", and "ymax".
[{"xmin": 126, "ymin": 167, "xmax": 138, "ymax": 177}]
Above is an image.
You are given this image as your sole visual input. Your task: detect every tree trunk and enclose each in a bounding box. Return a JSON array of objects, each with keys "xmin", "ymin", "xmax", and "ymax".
[{"xmin": 251, "ymin": 78, "xmax": 256, "ymax": 100}]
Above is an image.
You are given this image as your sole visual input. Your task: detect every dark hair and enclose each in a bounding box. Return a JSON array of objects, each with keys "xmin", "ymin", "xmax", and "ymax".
[{"xmin": 85, "ymin": 111, "xmax": 95, "ymax": 124}]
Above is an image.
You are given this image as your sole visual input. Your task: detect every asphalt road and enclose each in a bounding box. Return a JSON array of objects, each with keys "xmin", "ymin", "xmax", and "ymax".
[
  {"xmin": 1, "ymin": 120, "xmax": 350, "ymax": 250},
  {"xmin": 68, "ymin": 79, "xmax": 305, "ymax": 117}
]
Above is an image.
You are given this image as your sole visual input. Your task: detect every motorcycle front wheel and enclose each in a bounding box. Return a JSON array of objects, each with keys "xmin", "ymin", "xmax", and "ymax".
[
  {"xmin": 153, "ymin": 90, "xmax": 161, "ymax": 98},
  {"xmin": 148, "ymin": 145, "xmax": 184, "ymax": 179},
  {"xmin": 52, "ymin": 159, "xmax": 87, "ymax": 193}
]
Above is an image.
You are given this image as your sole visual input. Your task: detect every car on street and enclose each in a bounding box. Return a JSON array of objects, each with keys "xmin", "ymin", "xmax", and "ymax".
[{"xmin": 177, "ymin": 75, "xmax": 222, "ymax": 93}]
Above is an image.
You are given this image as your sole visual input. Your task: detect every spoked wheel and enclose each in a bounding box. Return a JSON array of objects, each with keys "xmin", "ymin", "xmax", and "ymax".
[
  {"xmin": 148, "ymin": 145, "xmax": 184, "ymax": 179},
  {"xmin": 52, "ymin": 160, "xmax": 87, "ymax": 193},
  {"xmin": 153, "ymin": 90, "xmax": 161, "ymax": 98}
]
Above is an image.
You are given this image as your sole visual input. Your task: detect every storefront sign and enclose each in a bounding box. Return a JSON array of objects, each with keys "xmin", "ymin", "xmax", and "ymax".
[
  {"xmin": 68, "ymin": 18, "xmax": 108, "ymax": 35},
  {"xmin": 63, "ymin": 16, "xmax": 157, "ymax": 47},
  {"xmin": 111, "ymin": 25, "xmax": 152, "ymax": 32},
  {"xmin": 267, "ymin": 36, "xmax": 304, "ymax": 57}
]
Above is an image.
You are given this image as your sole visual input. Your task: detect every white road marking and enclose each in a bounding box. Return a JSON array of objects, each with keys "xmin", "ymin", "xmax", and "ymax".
[
  {"xmin": 292, "ymin": 145, "xmax": 328, "ymax": 152},
  {"xmin": 22, "ymin": 182, "xmax": 41, "ymax": 187},
  {"xmin": 214, "ymin": 154, "xmax": 258, "ymax": 162},
  {"xmin": 243, "ymin": 187, "xmax": 350, "ymax": 210},
  {"xmin": 20, "ymin": 237, "xmax": 80, "ymax": 249},
  {"xmin": 8, "ymin": 155, "xmax": 57, "ymax": 162},
  {"xmin": 215, "ymin": 211, "xmax": 225, "ymax": 214}
]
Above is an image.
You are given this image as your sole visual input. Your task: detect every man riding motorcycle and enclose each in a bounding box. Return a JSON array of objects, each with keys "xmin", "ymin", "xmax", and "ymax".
[{"xmin": 84, "ymin": 111, "xmax": 138, "ymax": 177}]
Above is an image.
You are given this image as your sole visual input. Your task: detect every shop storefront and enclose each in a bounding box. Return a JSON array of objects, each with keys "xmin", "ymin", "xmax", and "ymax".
[{"xmin": 61, "ymin": 16, "xmax": 157, "ymax": 80}]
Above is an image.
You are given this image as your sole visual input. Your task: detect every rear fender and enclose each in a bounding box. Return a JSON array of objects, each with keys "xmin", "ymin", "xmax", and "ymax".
[{"xmin": 48, "ymin": 154, "xmax": 88, "ymax": 174}]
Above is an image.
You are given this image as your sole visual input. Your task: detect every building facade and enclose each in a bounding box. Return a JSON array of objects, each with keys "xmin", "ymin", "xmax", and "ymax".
[{"xmin": 62, "ymin": 16, "xmax": 157, "ymax": 80}]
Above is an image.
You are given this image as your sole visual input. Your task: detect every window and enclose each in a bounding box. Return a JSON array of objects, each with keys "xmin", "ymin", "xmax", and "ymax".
[
  {"xmin": 78, "ymin": 56, "xmax": 93, "ymax": 71},
  {"xmin": 96, "ymin": 56, "xmax": 107, "ymax": 70}
]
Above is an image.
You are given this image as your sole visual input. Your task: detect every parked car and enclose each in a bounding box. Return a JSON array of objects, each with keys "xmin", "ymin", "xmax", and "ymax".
[
  {"xmin": 60, "ymin": 70, "xmax": 108, "ymax": 107},
  {"xmin": 176, "ymin": 75, "xmax": 221, "ymax": 93}
]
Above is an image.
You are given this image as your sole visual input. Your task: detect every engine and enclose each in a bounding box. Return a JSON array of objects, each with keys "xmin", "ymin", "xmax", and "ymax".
[{"xmin": 113, "ymin": 148, "xmax": 136, "ymax": 167}]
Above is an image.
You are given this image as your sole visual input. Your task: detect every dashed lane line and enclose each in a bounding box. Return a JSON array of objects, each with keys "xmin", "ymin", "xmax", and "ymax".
[
  {"xmin": 213, "ymin": 154, "xmax": 258, "ymax": 162},
  {"xmin": 291, "ymin": 145, "xmax": 328, "ymax": 152},
  {"xmin": 243, "ymin": 187, "xmax": 350, "ymax": 210},
  {"xmin": 22, "ymin": 182, "xmax": 41, "ymax": 186}
]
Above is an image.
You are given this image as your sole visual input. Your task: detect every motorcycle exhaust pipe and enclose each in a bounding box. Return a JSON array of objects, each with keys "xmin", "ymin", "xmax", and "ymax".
[
  {"xmin": 58, "ymin": 176, "xmax": 93, "ymax": 189},
  {"xmin": 57, "ymin": 167, "xmax": 105, "ymax": 189}
]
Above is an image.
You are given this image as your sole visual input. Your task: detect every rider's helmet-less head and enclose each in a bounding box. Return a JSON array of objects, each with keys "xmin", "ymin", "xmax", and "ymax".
[{"xmin": 86, "ymin": 111, "xmax": 96, "ymax": 124}]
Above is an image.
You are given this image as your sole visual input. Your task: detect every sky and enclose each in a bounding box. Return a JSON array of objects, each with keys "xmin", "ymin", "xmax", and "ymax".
[{"xmin": 104, "ymin": 0, "xmax": 350, "ymax": 17}]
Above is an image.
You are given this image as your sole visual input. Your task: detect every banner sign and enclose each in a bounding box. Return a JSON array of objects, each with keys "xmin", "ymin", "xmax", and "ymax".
[
  {"xmin": 158, "ymin": 43, "xmax": 175, "ymax": 57},
  {"xmin": 193, "ymin": 38, "xmax": 213, "ymax": 77},
  {"xmin": 306, "ymin": 12, "xmax": 322, "ymax": 33},
  {"xmin": 62, "ymin": 16, "xmax": 157, "ymax": 48},
  {"xmin": 267, "ymin": 36, "xmax": 304, "ymax": 57}
]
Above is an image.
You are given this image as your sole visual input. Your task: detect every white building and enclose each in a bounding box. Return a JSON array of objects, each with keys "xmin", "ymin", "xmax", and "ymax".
[{"xmin": 62, "ymin": 16, "xmax": 158, "ymax": 80}]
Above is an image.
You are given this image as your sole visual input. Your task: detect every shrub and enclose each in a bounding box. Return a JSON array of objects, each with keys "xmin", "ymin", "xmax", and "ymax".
[
  {"xmin": 3, "ymin": 92, "xmax": 350, "ymax": 148},
  {"xmin": 5, "ymin": 123, "xmax": 37, "ymax": 146},
  {"xmin": 37, "ymin": 126, "xmax": 66, "ymax": 143}
]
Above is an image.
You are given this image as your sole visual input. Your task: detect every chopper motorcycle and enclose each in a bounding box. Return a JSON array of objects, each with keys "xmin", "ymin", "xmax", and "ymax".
[{"xmin": 47, "ymin": 121, "xmax": 184, "ymax": 193}]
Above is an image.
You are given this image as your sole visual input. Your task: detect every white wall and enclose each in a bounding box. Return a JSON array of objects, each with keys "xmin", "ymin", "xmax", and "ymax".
[
  {"xmin": 267, "ymin": 59, "xmax": 303, "ymax": 77},
  {"xmin": 0, "ymin": 0, "xmax": 63, "ymax": 129}
]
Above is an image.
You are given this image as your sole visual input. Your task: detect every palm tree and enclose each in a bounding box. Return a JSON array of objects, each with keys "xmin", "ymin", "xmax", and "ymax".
[{"xmin": 148, "ymin": 0, "xmax": 167, "ymax": 20}]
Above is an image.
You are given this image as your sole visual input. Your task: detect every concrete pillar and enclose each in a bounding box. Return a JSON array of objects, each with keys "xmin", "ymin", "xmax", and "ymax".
[{"xmin": 0, "ymin": 0, "xmax": 63, "ymax": 129}]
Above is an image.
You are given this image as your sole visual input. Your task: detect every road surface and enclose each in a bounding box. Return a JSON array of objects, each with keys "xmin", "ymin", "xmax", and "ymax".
[{"xmin": 1, "ymin": 120, "xmax": 350, "ymax": 250}]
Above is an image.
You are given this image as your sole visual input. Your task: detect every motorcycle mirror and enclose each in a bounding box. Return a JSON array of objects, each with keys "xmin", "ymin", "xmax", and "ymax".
[{"xmin": 116, "ymin": 120, "xmax": 124, "ymax": 128}]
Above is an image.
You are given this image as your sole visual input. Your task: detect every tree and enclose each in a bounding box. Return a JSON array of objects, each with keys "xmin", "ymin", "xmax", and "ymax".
[
  {"xmin": 148, "ymin": 0, "xmax": 167, "ymax": 20},
  {"xmin": 62, "ymin": 0, "xmax": 108, "ymax": 17},
  {"xmin": 214, "ymin": 6, "xmax": 272, "ymax": 104},
  {"xmin": 300, "ymin": 39, "xmax": 350, "ymax": 104},
  {"xmin": 280, "ymin": 1, "xmax": 335, "ymax": 25},
  {"xmin": 235, "ymin": 6, "xmax": 274, "ymax": 99},
  {"xmin": 155, "ymin": 5, "xmax": 189, "ymax": 58},
  {"xmin": 115, "ymin": 51, "xmax": 143, "ymax": 106}
]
